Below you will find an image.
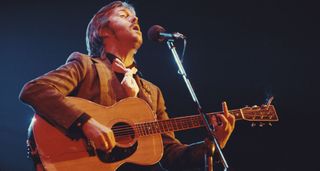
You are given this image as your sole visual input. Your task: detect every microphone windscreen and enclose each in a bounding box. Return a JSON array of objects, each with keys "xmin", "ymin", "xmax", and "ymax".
[{"xmin": 147, "ymin": 25, "xmax": 166, "ymax": 42}]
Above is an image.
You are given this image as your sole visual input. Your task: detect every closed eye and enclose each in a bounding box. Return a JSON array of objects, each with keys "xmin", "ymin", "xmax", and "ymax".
[
  {"xmin": 119, "ymin": 14, "xmax": 128, "ymax": 18},
  {"xmin": 118, "ymin": 10, "xmax": 129, "ymax": 18}
]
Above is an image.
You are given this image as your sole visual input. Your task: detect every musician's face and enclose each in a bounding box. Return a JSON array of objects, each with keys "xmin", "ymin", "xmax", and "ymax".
[{"xmin": 100, "ymin": 7, "xmax": 143, "ymax": 49}]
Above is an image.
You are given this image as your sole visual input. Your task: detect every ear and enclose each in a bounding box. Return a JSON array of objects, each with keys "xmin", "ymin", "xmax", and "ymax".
[{"xmin": 99, "ymin": 27, "xmax": 111, "ymax": 38}]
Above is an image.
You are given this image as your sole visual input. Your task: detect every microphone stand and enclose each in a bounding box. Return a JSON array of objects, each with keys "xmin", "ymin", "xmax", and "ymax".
[{"xmin": 165, "ymin": 39, "xmax": 229, "ymax": 171}]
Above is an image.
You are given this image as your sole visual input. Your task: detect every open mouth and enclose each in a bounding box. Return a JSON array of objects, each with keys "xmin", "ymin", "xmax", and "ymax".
[{"xmin": 132, "ymin": 25, "xmax": 140, "ymax": 31}]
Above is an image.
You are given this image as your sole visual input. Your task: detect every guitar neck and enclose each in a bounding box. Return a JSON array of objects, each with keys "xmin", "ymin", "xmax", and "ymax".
[{"xmin": 135, "ymin": 109, "xmax": 243, "ymax": 137}]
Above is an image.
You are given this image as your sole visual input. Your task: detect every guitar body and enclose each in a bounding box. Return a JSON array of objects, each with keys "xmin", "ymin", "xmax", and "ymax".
[{"xmin": 32, "ymin": 97, "xmax": 163, "ymax": 171}]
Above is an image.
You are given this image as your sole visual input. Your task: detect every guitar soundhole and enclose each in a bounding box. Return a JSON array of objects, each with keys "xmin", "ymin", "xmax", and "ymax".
[
  {"xmin": 96, "ymin": 122, "xmax": 138, "ymax": 163},
  {"xmin": 112, "ymin": 122, "xmax": 136, "ymax": 146}
]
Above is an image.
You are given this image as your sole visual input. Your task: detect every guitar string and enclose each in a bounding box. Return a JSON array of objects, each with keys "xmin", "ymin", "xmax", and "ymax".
[
  {"xmin": 112, "ymin": 119, "xmax": 203, "ymax": 137},
  {"xmin": 111, "ymin": 115, "xmax": 205, "ymax": 131},
  {"xmin": 101, "ymin": 109, "xmax": 269, "ymax": 138},
  {"xmin": 109, "ymin": 110, "xmax": 242, "ymax": 133},
  {"xmin": 110, "ymin": 110, "xmax": 250, "ymax": 136},
  {"xmin": 111, "ymin": 118, "xmax": 202, "ymax": 134},
  {"xmin": 113, "ymin": 124, "xmax": 201, "ymax": 138},
  {"xmin": 112, "ymin": 113, "xmax": 273, "ymax": 137}
]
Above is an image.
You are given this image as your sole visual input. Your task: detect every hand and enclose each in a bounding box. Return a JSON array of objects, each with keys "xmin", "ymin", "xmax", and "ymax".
[
  {"xmin": 82, "ymin": 118, "xmax": 116, "ymax": 152},
  {"xmin": 211, "ymin": 101, "xmax": 236, "ymax": 148}
]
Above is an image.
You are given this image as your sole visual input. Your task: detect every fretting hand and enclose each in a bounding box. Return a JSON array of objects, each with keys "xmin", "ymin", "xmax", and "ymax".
[{"xmin": 211, "ymin": 102, "xmax": 236, "ymax": 148}]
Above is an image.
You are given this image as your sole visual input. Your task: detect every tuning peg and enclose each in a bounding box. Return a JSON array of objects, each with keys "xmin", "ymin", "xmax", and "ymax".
[
  {"xmin": 251, "ymin": 122, "xmax": 256, "ymax": 127},
  {"xmin": 259, "ymin": 122, "xmax": 265, "ymax": 127},
  {"xmin": 265, "ymin": 96, "xmax": 274, "ymax": 109}
]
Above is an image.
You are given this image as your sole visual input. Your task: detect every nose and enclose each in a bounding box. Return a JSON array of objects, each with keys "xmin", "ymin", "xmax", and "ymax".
[{"xmin": 130, "ymin": 16, "xmax": 139, "ymax": 24}]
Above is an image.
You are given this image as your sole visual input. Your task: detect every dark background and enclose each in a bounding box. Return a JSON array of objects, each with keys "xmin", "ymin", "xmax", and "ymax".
[{"xmin": 1, "ymin": 0, "xmax": 319, "ymax": 170}]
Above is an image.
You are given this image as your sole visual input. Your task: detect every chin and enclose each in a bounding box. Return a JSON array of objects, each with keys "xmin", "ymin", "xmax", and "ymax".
[
  {"xmin": 133, "ymin": 41, "xmax": 142, "ymax": 50},
  {"xmin": 133, "ymin": 37, "xmax": 143, "ymax": 49}
]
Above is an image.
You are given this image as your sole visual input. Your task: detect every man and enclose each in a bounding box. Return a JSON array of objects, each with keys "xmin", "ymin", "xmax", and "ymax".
[{"xmin": 20, "ymin": 1, "xmax": 235, "ymax": 171}]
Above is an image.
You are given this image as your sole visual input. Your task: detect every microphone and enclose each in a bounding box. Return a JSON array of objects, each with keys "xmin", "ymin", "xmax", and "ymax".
[{"xmin": 147, "ymin": 25, "xmax": 186, "ymax": 43}]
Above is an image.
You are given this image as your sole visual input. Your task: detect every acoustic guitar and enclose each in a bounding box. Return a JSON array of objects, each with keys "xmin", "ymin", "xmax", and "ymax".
[{"xmin": 32, "ymin": 97, "xmax": 278, "ymax": 171}]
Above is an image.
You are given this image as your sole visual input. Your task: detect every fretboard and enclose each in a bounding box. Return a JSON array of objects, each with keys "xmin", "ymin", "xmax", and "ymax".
[{"xmin": 135, "ymin": 109, "xmax": 242, "ymax": 137}]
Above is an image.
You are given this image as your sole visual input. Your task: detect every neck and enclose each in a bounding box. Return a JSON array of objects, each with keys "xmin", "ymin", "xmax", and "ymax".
[{"xmin": 104, "ymin": 45, "xmax": 137, "ymax": 68}]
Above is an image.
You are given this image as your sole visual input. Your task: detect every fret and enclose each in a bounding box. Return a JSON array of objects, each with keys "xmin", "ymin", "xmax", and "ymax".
[
  {"xmin": 164, "ymin": 121, "xmax": 169, "ymax": 132},
  {"xmin": 145, "ymin": 122, "xmax": 150, "ymax": 135},
  {"xmin": 172, "ymin": 120, "xmax": 178, "ymax": 130},
  {"xmin": 229, "ymin": 109, "xmax": 242, "ymax": 120},
  {"xmin": 135, "ymin": 125, "xmax": 141, "ymax": 137},
  {"xmin": 187, "ymin": 118, "xmax": 192, "ymax": 128},
  {"xmin": 148, "ymin": 122, "xmax": 154, "ymax": 134},
  {"xmin": 175, "ymin": 119, "xmax": 181, "ymax": 130},
  {"xmin": 136, "ymin": 124, "xmax": 141, "ymax": 136},
  {"xmin": 182, "ymin": 119, "xmax": 188, "ymax": 128},
  {"xmin": 194, "ymin": 116, "xmax": 201, "ymax": 126},
  {"xmin": 139, "ymin": 123, "xmax": 145, "ymax": 136},
  {"xmin": 180, "ymin": 118, "xmax": 187, "ymax": 129},
  {"xmin": 151, "ymin": 122, "xmax": 156, "ymax": 134},
  {"xmin": 145, "ymin": 123, "xmax": 150, "ymax": 135},
  {"xmin": 151, "ymin": 122, "xmax": 157, "ymax": 134},
  {"xmin": 155, "ymin": 122, "xmax": 160, "ymax": 133},
  {"xmin": 164, "ymin": 121, "xmax": 170, "ymax": 132},
  {"xmin": 181, "ymin": 118, "xmax": 187, "ymax": 129},
  {"xmin": 139, "ymin": 123, "xmax": 145, "ymax": 135},
  {"xmin": 166, "ymin": 121, "xmax": 171, "ymax": 131},
  {"xmin": 151, "ymin": 122, "xmax": 155, "ymax": 134},
  {"xmin": 183, "ymin": 118, "xmax": 189, "ymax": 129},
  {"xmin": 146, "ymin": 122, "xmax": 152, "ymax": 135},
  {"xmin": 183, "ymin": 118, "xmax": 188, "ymax": 129},
  {"xmin": 171, "ymin": 121, "xmax": 176, "ymax": 131},
  {"xmin": 191, "ymin": 117, "xmax": 197, "ymax": 127},
  {"xmin": 168, "ymin": 120, "xmax": 173, "ymax": 131},
  {"xmin": 175, "ymin": 118, "xmax": 182, "ymax": 130},
  {"xmin": 159, "ymin": 120, "xmax": 164, "ymax": 133},
  {"xmin": 190, "ymin": 117, "xmax": 196, "ymax": 127}
]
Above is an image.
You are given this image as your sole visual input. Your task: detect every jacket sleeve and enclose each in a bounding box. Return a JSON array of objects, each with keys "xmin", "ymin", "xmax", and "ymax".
[
  {"xmin": 19, "ymin": 52, "xmax": 91, "ymax": 136},
  {"xmin": 155, "ymin": 88, "xmax": 208, "ymax": 170}
]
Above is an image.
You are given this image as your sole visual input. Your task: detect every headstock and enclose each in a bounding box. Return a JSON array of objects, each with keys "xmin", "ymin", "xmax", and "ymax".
[{"xmin": 239, "ymin": 97, "xmax": 279, "ymax": 127}]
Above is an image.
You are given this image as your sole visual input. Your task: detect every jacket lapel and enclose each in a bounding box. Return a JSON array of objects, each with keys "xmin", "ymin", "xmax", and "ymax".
[
  {"xmin": 91, "ymin": 58, "xmax": 125, "ymax": 106},
  {"xmin": 135, "ymin": 75, "xmax": 154, "ymax": 110}
]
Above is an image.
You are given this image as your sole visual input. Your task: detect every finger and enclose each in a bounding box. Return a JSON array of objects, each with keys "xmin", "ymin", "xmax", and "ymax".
[
  {"xmin": 222, "ymin": 101, "xmax": 230, "ymax": 117},
  {"xmin": 216, "ymin": 114, "xmax": 230, "ymax": 131},
  {"xmin": 94, "ymin": 134, "xmax": 109, "ymax": 151},
  {"xmin": 210, "ymin": 116, "xmax": 219, "ymax": 126},
  {"xmin": 108, "ymin": 131, "xmax": 116, "ymax": 148},
  {"xmin": 88, "ymin": 139, "xmax": 96, "ymax": 149},
  {"xmin": 103, "ymin": 130, "xmax": 116, "ymax": 152},
  {"xmin": 222, "ymin": 101, "xmax": 235, "ymax": 129}
]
